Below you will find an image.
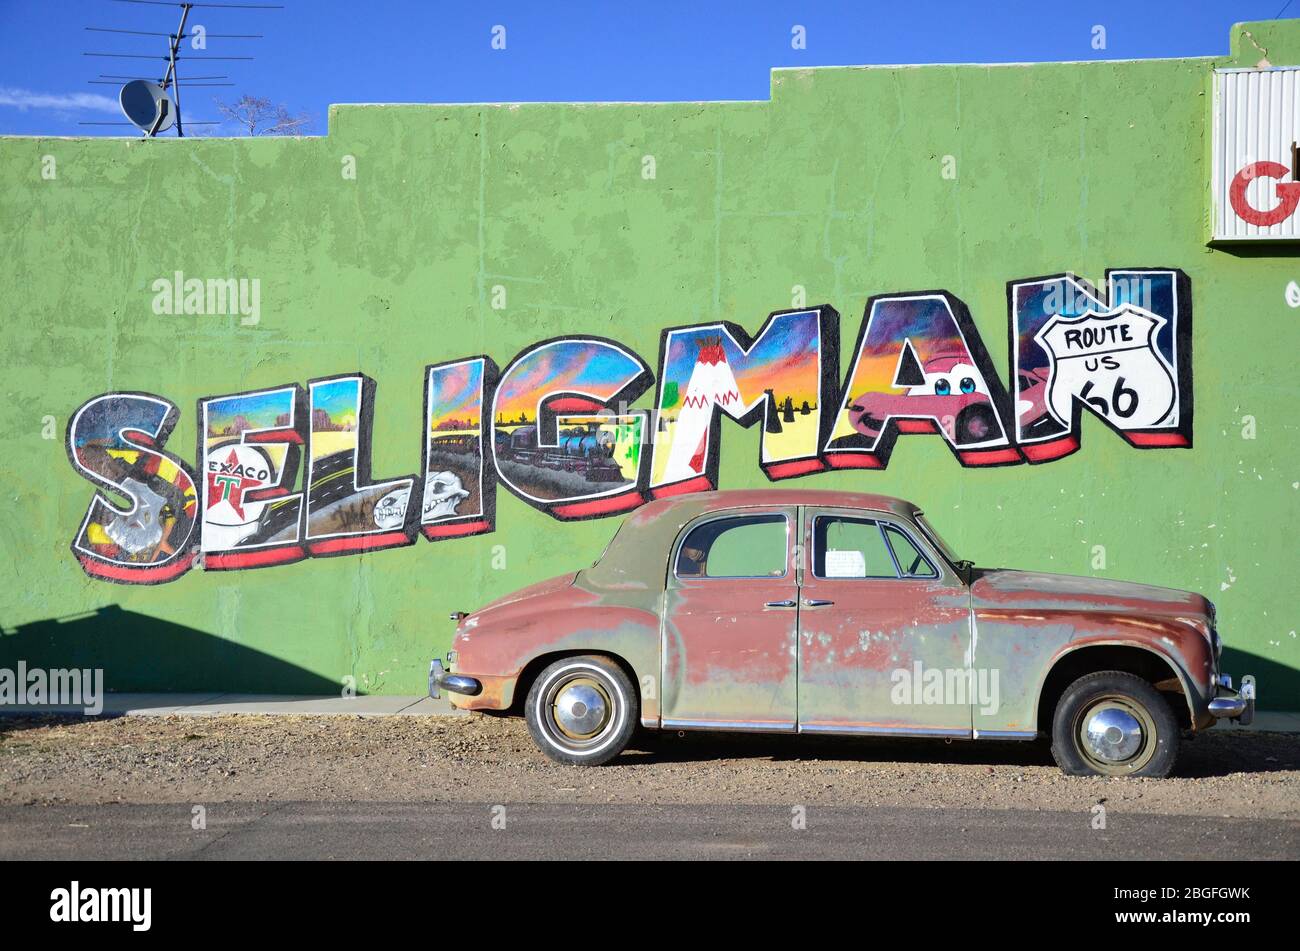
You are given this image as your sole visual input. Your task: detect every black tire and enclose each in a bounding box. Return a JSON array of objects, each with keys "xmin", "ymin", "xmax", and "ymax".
[
  {"xmin": 954, "ymin": 404, "xmax": 998, "ymax": 445},
  {"xmin": 1050, "ymin": 670, "xmax": 1180, "ymax": 778},
  {"xmin": 524, "ymin": 655, "xmax": 638, "ymax": 766}
]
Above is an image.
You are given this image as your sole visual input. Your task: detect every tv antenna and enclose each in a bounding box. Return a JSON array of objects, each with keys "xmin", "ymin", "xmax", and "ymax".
[{"xmin": 80, "ymin": 0, "xmax": 284, "ymax": 137}]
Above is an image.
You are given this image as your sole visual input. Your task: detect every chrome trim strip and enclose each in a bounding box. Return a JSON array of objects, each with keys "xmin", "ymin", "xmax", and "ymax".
[
  {"xmin": 661, "ymin": 718, "xmax": 797, "ymax": 733},
  {"xmin": 659, "ymin": 720, "xmax": 1037, "ymax": 740},
  {"xmin": 798, "ymin": 723, "xmax": 971, "ymax": 738}
]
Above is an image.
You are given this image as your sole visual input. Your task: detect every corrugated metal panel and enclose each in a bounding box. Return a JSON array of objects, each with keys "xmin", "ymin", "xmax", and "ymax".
[{"xmin": 1212, "ymin": 68, "xmax": 1300, "ymax": 241}]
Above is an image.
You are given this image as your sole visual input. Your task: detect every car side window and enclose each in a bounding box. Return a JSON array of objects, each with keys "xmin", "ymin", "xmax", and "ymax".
[
  {"xmin": 884, "ymin": 525, "xmax": 938, "ymax": 578},
  {"xmin": 812, "ymin": 516, "xmax": 899, "ymax": 579},
  {"xmin": 676, "ymin": 514, "xmax": 788, "ymax": 579}
]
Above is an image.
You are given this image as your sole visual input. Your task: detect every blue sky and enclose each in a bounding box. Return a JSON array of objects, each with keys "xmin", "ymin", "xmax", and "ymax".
[{"xmin": 0, "ymin": 1, "xmax": 1292, "ymax": 137}]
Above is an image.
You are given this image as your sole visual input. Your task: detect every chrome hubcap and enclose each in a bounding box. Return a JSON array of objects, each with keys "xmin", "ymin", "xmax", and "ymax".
[
  {"xmin": 552, "ymin": 680, "xmax": 610, "ymax": 739},
  {"xmin": 1083, "ymin": 706, "xmax": 1144, "ymax": 763}
]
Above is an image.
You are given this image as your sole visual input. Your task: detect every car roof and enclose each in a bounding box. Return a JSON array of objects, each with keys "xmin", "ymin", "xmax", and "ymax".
[
  {"xmin": 634, "ymin": 488, "xmax": 919, "ymax": 520},
  {"xmin": 581, "ymin": 489, "xmax": 921, "ymax": 589}
]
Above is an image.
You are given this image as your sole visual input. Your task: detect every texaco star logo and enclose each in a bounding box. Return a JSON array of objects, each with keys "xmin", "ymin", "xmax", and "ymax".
[{"xmin": 205, "ymin": 447, "xmax": 271, "ymax": 524}]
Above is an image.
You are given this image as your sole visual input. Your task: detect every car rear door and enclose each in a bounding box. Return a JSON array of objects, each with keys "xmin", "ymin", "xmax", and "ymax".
[
  {"xmin": 660, "ymin": 506, "xmax": 799, "ymax": 731},
  {"xmin": 796, "ymin": 505, "xmax": 973, "ymax": 737}
]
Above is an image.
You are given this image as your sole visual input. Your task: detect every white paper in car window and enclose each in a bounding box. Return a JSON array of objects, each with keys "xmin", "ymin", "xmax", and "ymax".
[{"xmin": 825, "ymin": 549, "xmax": 866, "ymax": 578}]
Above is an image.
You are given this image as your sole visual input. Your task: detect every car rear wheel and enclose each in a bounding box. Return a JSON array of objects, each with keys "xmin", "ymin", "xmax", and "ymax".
[
  {"xmin": 1050, "ymin": 670, "xmax": 1179, "ymax": 777},
  {"xmin": 525, "ymin": 655, "xmax": 637, "ymax": 766}
]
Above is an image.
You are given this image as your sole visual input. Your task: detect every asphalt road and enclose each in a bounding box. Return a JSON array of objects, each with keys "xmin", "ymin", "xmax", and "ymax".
[{"xmin": 2, "ymin": 802, "xmax": 1296, "ymax": 860}]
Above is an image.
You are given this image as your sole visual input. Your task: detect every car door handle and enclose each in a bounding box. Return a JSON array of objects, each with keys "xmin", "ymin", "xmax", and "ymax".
[
  {"xmin": 802, "ymin": 598, "xmax": 834, "ymax": 607},
  {"xmin": 764, "ymin": 599, "xmax": 797, "ymax": 608}
]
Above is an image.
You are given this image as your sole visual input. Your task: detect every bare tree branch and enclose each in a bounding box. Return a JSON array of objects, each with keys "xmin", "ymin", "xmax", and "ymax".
[{"xmin": 213, "ymin": 94, "xmax": 312, "ymax": 136}]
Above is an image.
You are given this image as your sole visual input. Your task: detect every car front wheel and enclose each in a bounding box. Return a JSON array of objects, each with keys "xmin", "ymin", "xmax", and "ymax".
[
  {"xmin": 525, "ymin": 655, "xmax": 638, "ymax": 766},
  {"xmin": 1050, "ymin": 671, "xmax": 1180, "ymax": 777}
]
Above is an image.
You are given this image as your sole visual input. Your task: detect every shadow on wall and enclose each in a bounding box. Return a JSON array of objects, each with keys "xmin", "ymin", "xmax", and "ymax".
[
  {"xmin": 1210, "ymin": 243, "xmax": 1300, "ymax": 259},
  {"xmin": 0, "ymin": 606, "xmax": 346, "ymax": 695},
  {"xmin": 1222, "ymin": 647, "xmax": 1298, "ymax": 712}
]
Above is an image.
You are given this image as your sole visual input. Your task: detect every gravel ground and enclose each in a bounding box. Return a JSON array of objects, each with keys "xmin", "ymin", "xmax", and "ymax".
[{"xmin": 1, "ymin": 713, "xmax": 1297, "ymax": 818}]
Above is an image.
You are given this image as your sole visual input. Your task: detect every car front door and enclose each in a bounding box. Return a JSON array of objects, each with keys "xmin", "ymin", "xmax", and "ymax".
[
  {"xmin": 661, "ymin": 507, "xmax": 799, "ymax": 731},
  {"xmin": 796, "ymin": 507, "xmax": 973, "ymax": 737}
]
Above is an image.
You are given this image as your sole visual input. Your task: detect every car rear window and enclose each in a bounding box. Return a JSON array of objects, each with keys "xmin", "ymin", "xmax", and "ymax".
[{"xmin": 676, "ymin": 514, "xmax": 788, "ymax": 579}]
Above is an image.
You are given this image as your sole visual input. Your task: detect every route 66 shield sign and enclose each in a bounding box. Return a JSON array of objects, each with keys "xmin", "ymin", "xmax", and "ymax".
[{"xmin": 1033, "ymin": 304, "xmax": 1177, "ymax": 430}]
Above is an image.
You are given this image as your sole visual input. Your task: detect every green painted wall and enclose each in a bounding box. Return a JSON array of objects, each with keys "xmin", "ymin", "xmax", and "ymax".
[{"xmin": 2, "ymin": 21, "xmax": 1297, "ymax": 706}]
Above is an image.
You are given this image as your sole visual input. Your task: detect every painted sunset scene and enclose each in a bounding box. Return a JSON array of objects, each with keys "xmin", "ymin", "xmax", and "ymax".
[
  {"xmin": 425, "ymin": 360, "xmax": 485, "ymax": 521},
  {"xmin": 492, "ymin": 342, "xmax": 644, "ymax": 503},
  {"xmin": 652, "ymin": 314, "xmax": 823, "ymax": 486}
]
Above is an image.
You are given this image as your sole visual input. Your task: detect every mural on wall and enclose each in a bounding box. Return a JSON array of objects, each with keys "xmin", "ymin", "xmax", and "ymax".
[
  {"xmin": 199, "ymin": 385, "xmax": 307, "ymax": 570},
  {"xmin": 305, "ymin": 374, "xmax": 419, "ymax": 556},
  {"xmin": 824, "ymin": 294, "xmax": 1020, "ymax": 469},
  {"xmin": 67, "ymin": 393, "xmax": 198, "ymax": 584},
  {"xmin": 422, "ymin": 357, "xmax": 497, "ymax": 540},
  {"xmin": 66, "ymin": 268, "xmax": 1194, "ymax": 584},
  {"xmin": 649, "ymin": 308, "xmax": 840, "ymax": 497},
  {"xmin": 490, "ymin": 337, "xmax": 652, "ymax": 520},
  {"xmin": 1009, "ymin": 269, "xmax": 1191, "ymax": 462}
]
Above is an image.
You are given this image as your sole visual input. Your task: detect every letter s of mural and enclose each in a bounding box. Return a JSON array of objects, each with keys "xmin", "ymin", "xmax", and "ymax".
[
  {"xmin": 67, "ymin": 267, "xmax": 1192, "ymax": 584},
  {"xmin": 67, "ymin": 393, "xmax": 199, "ymax": 584}
]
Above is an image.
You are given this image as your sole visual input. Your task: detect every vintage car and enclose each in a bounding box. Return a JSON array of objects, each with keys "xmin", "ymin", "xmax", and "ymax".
[{"xmin": 430, "ymin": 490, "xmax": 1255, "ymax": 777}]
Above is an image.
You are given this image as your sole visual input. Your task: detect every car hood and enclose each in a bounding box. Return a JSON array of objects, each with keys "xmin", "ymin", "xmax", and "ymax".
[
  {"xmin": 970, "ymin": 568, "xmax": 1211, "ymax": 621},
  {"xmin": 469, "ymin": 572, "xmax": 579, "ymax": 621}
]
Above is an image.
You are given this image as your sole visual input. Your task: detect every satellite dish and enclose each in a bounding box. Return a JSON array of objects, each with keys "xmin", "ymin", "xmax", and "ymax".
[{"xmin": 119, "ymin": 79, "xmax": 175, "ymax": 134}]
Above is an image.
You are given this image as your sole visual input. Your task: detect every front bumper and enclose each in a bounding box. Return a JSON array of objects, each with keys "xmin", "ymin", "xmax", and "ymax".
[
  {"xmin": 429, "ymin": 658, "xmax": 482, "ymax": 700},
  {"xmin": 1207, "ymin": 674, "xmax": 1256, "ymax": 726}
]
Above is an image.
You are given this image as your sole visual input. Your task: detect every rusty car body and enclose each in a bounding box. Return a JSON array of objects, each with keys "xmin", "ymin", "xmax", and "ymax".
[{"xmin": 430, "ymin": 489, "xmax": 1255, "ymax": 776}]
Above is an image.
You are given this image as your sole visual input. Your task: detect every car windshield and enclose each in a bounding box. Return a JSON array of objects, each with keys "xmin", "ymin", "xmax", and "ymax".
[{"xmin": 914, "ymin": 512, "xmax": 961, "ymax": 564}]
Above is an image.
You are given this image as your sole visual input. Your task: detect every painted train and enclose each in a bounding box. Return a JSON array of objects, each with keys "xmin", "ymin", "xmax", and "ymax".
[{"xmin": 494, "ymin": 423, "xmax": 626, "ymax": 482}]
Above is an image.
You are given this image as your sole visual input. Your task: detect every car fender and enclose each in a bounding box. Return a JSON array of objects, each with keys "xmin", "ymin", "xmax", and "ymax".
[
  {"xmin": 1032, "ymin": 626, "xmax": 1211, "ymax": 731},
  {"xmin": 452, "ymin": 600, "xmax": 661, "ymax": 717}
]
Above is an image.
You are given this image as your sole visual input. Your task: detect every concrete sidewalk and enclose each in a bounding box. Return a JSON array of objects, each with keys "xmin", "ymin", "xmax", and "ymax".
[
  {"xmin": 0, "ymin": 692, "xmax": 466, "ymax": 718},
  {"xmin": 0, "ymin": 694, "xmax": 1297, "ymax": 731}
]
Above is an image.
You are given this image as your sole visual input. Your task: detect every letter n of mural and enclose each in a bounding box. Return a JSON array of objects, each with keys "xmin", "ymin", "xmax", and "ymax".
[
  {"xmin": 824, "ymin": 293, "xmax": 1020, "ymax": 469},
  {"xmin": 1008, "ymin": 269, "xmax": 1192, "ymax": 462},
  {"xmin": 305, "ymin": 374, "xmax": 418, "ymax": 555},
  {"xmin": 649, "ymin": 307, "xmax": 840, "ymax": 496},
  {"xmin": 198, "ymin": 385, "xmax": 308, "ymax": 570},
  {"xmin": 422, "ymin": 356, "xmax": 498, "ymax": 540},
  {"xmin": 491, "ymin": 337, "xmax": 652, "ymax": 520},
  {"xmin": 66, "ymin": 393, "xmax": 199, "ymax": 584}
]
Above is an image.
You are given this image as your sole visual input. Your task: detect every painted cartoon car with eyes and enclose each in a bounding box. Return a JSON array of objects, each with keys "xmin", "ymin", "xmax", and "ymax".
[
  {"xmin": 430, "ymin": 489, "xmax": 1255, "ymax": 777},
  {"xmin": 847, "ymin": 352, "xmax": 1001, "ymax": 445}
]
